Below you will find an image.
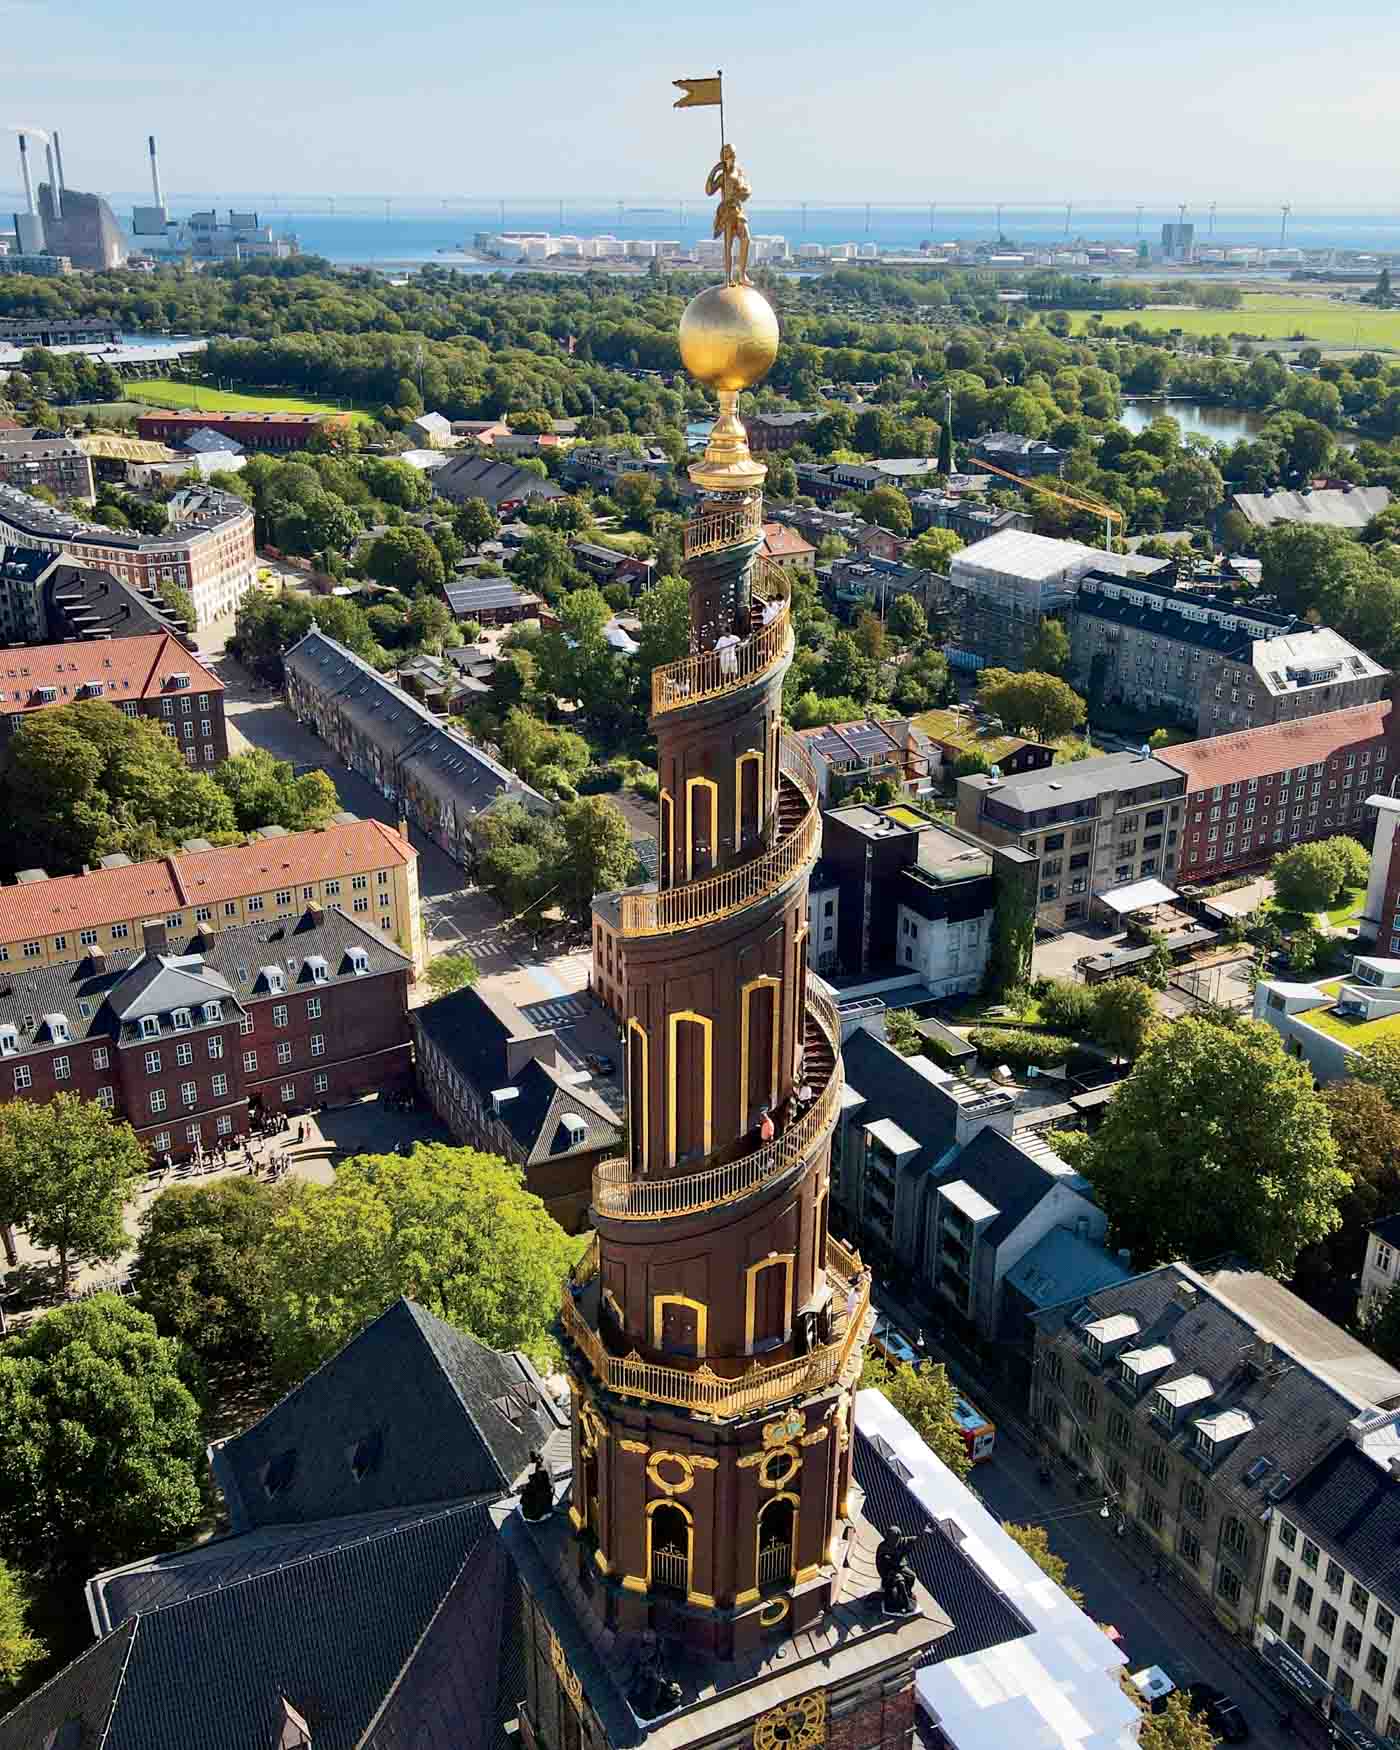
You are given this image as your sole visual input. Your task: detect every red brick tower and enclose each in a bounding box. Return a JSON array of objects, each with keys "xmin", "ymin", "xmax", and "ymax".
[{"xmin": 512, "ymin": 233, "xmax": 946, "ymax": 1750}]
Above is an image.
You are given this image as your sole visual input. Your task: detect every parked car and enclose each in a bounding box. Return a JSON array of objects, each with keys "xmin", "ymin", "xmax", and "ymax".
[
  {"xmin": 585, "ymin": 1053, "xmax": 616, "ymax": 1075},
  {"xmin": 1187, "ymin": 1683, "xmax": 1248, "ymax": 1743}
]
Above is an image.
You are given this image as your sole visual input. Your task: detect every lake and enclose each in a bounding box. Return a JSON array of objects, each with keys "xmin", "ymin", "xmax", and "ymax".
[{"xmin": 1118, "ymin": 399, "xmax": 1273, "ymax": 444}]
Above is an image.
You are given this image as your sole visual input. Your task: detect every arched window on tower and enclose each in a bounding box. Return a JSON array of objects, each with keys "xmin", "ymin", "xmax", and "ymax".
[
  {"xmin": 735, "ymin": 748, "xmax": 764, "ymax": 852},
  {"xmin": 649, "ymin": 1501, "xmax": 692, "ymax": 1595},
  {"xmin": 686, "ymin": 776, "xmax": 717, "ymax": 878},
  {"xmin": 668, "ymin": 1011, "xmax": 712, "ymax": 1167},
  {"xmin": 741, "ymin": 975, "xmax": 780, "ymax": 1133},
  {"xmin": 746, "ymin": 1254, "xmax": 793, "ymax": 1353},
  {"xmin": 757, "ymin": 1495, "xmax": 796, "ymax": 1589}
]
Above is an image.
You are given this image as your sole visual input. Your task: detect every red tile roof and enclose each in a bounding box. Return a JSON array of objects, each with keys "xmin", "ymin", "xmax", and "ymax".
[
  {"xmin": 0, "ymin": 819, "xmax": 413, "ymax": 944},
  {"xmin": 0, "ymin": 634, "xmax": 220, "ymax": 716},
  {"xmin": 761, "ymin": 523, "xmax": 816, "ymax": 559},
  {"xmin": 1160, "ymin": 701, "xmax": 1392, "ymax": 791}
]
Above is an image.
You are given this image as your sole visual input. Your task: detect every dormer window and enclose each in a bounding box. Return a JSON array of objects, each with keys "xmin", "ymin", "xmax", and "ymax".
[
  {"xmin": 141, "ymin": 1015, "xmax": 161, "ymax": 1039},
  {"xmin": 349, "ymin": 948, "xmax": 369, "ymax": 975},
  {"xmin": 0, "ymin": 1027, "xmax": 16, "ymax": 1056},
  {"xmin": 203, "ymin": 1000, "xmax": 221, "ymax": 1022},
  {"xmin": 306, "ymin": 956, "xmax": 329, "ymax": 984},
  {"xmin": 44, "ymin": 1014, "xmax": 69, "ymax": 1044},
  {"xmin": 172, "ymin": 1008, "xmax": 192, "ymax": 1031}
]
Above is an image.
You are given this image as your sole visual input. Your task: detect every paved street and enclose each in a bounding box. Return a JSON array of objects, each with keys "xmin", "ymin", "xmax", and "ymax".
[
  {"xmin": 197, "ymin": 634, "xmax": 534, "ymax": 971},
  {"xmin": 867, "ymin": 1283, "xmax": 1322, "ymax": 1750},
  {"xmin": 970, "ymin": 1438, "xmax": 1316, "ymax": 1750}
]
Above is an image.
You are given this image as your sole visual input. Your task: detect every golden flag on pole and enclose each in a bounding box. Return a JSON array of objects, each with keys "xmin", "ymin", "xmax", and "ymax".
[{"xmin": 673, "ymin": 74, "xmax": 722, "ymax": 108}]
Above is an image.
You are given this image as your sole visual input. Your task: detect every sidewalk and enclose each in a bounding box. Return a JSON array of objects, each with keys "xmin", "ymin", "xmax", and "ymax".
[{"xmin": 2, "ymin": 1113, "xmax": 337, "ymax": 1310}]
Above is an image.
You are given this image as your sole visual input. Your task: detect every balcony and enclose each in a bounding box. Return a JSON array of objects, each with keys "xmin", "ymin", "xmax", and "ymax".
[
  {"xmin": 561, "ymin": 1232, "xmax": 870, "ymax": 1419},
  {"xmin": 684, "ymin": 498, "xmax": 764, "ymax": 559},
  {"xmin": 652, "ymin": 558, "xmax": 792, "ymax": 717},
  {"xmin": 619, "ymin": 734, "xmax": 819, "ymax": 937},
  {"xmin": 593, "ymin": 987, "xmax": 841, "ymax": 1221}
]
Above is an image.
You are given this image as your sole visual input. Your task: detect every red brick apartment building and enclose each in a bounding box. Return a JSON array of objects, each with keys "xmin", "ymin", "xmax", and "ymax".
[
  {"xmin": 134, "ymin": 411, "xmax": 351, "ymax": 453},
  {"xmin": 1161, "ymin": 701, "xmax": 1393, "ymax": 885},
  {"xmin": 0, "ymin": 907, "xmax": 411, "ymax": 1160},
  {"xmin": 0, "ymin": 633, "xmax": 227, "ymax": 764}
]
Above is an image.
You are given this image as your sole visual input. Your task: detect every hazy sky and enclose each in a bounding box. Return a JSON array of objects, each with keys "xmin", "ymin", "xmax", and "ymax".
[{"xmin": 6, "ymin": 0, "xmax": 1400, "ymax": 205}]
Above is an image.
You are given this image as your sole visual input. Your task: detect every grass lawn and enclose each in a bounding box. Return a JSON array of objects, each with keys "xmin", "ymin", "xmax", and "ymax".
[
  {"xmin": 124, "ymin": 379, "xmax": 374, "ymax": 423},
  {"xmin": 591, "ymin": 529, "xmax": 653, "ymax": 556},
  {"xmin": 1325, "ymin": 886, "xmax": 1366, "ymax": 928},
  {"xmin": 1069, "ymin": 295, "xmax": 1400, "ymax": 350}
]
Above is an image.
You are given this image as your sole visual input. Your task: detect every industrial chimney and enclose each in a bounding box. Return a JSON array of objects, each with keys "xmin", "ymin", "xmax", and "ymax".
[
  {"xmin": 51, "ymin": 130, "xmax": 66, "ymax": 197},
  {"xmin": 149, "ymin": 134, "xmax": 163, "ymax": 209},
  {"xmin": 44, "ymin": 138, "xmax": 61, "ymax": 221},
  {"xmin": 16, "ymin": 133, "xmax": 35, "ymax": 213},
  {"xmin": 13, "ymin": 135, "xmax": 44, "ymax": 253}
]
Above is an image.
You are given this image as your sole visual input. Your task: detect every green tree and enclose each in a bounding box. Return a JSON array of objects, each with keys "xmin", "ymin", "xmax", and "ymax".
[
  {"xmin": 858, "ymin": 1355, "xmax": 970, "ymax": 1479},
  {"xmin": 1002, "ymin": 1524, "xmax": 1084, "ymax": 1606},
  {"xmin": 367, "ymin": 525, "xmax": 446, "ymax": 592},
  {"xmin": 406, "ymin": 592, "xmax": 455, "ymax": 654},
  {"xmin": 884, "ymin": 1008, "xmax": 923, "ymax": 1056},
  {"xmin": 976, "ymin": 668, "xmax": 1086, "ymax": 740},
  {"xmin": 634, "ymin": 573, "xmax": 691, "ymax": 702},
  {"xmin": 424, "ymin": 951, "xmax": 481, "ymax": 998},
  {"xmin": 261, "ymin": 1145, "xmax": 583, "ymax": 1380},
  {"xmin": 1359, "ymin": 1285, "xmax": 1400, "ymax": 1368},
  {"xmin": 455, "ymin": 497, "xmax": 497, "ymax": 542},
  {"xmin": 134, "ymin": 1177, "xmax": 293, "ymax": 1365},
  {"xmin": 1270, "ymin": 839, "xmax": 1355, "ymax": 912},
  {"xmin": 557, "ymin": 796, "xmax": 637, "ymax": 925},
  {"xmin": 886, "ymin": 595, "xmax": 927, "ymax": 642},
  {"xmin": 213, "ymin": 748, "xmax": 339, "ymax": 835},
  {"xmin": 1158, "ymin": 454, "xmax": 1225, "ymax": 526},
  {"xmin": 1133, "ymin": 1690, "xmax": 1218, "ymax": 1750},
  {"xmin": 489, "ymin": 647, "xmax": 538, "ymax": 714},
  {"xmin": 1293, "ymin": 1081, "xmax": 1400, "ymax": 1320},
  {"xmin": 614, "ymin": 472, "xmax": 660, "ymax": 530},
  {"xmin": 819, "ymin": 631, "xmax": 877, "ymax": 703},
  {"xmin": 1352, "ymin": 1040, "xmax": 1400, "ymax": 1110},
  {"xmin": 860, "ymin": 485, "xmax": 914, "ymax": 536},
  {"xmin": 907, "ymin": 528, "xmax": 965, "ymax": 573},
  {"xmin": 476, "ymin": 800, "xmax": 567, "ymax": 919},
  {"xmin": 1256, "ymin": 524, "xmax": 1367, "ymax": 623},
  {"xmin": 0, "ymin": 701, "xmax": 236, "ymax": 877},
  {"xmin": 1027, "ymin": 617, "xmax": 1071, "ymax": 676},
  {"xmin": 1067, "ymin": 1017, "xmax": 1346, "ymax": 1275},
  {"xmin": 1089, "ymin": 977, "xmax": 1158, "ymax": 1060},
  {"xmin": 0, "ymin": 1095, "xmax": 145, "ymax": 1291},
  {"xmin": 0, "ymin": 1560, "xmax": 44, "ymax": 1694},
  {"xmin": 514, "ymin": 527, "xmax": 580, "ymax": 595},
  {"xmin": 0, "ymin": 1295, "xmax": 205, "ymax": 1572}
]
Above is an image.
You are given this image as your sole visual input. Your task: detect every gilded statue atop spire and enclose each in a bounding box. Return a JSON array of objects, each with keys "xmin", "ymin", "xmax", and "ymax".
[{"xmin": 706, "ymin": 144, "xmax": 752, "ymax": 286}]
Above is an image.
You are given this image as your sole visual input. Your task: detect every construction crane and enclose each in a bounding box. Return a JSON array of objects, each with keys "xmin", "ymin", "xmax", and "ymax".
[{"xmin": 967, "ymin": 455, "xmax": 1124, "ymax": 550}]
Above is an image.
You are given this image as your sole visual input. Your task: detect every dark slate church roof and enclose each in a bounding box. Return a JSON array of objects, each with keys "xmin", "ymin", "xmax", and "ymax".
[
  {"xmin": 214, "ymin": 1297, "xmax": 563, "ymax": 1531},
  {"xmin": 7, "ymin": 1501, "xmax": 511, "ymax": 1750},
  {"xmin": 852, "ymin": 1430, "xmax": 1033, "ymax": 1664},
  {"xmin": 0, "ymin": 1298, "xmax": 560, "ymax": 1750}
]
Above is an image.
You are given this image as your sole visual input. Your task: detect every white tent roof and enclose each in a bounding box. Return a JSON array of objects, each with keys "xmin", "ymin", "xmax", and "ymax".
[{"xmin": 1097, "ymin": 877, "xmax": 1177, "ymax": 916}]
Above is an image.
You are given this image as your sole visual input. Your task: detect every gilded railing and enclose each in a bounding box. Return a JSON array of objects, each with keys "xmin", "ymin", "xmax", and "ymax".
[
  {"xmin": 758, "ymin": 1540, "xmax": 792, "ymax": 1586},
  {"xmin": 651, "ymin": 562, "xmax": 792, "ymax": 717},
  {"xmin": 684, "ymin": 498, "xmax": 764, "ymax": 558},
  {"xmin": 619, "ymin": 734, "xmax": 819, "ymax": 937},
  {"xmin": 592, "ymin": 986, "xmax": 842, "ymax": 1220},
  {"xmin": 559, "ymin": 1244, "xmax": 870, "ymax": 1419},
  {"xmin": 571, "ymin": 1231, "xmax": 600, "ymax": 1287}
]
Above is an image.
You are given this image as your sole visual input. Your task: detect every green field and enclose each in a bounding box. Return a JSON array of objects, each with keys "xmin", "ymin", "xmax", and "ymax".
[
  {"xmin": 1070, "ymin": 294, "xmax": 1400, "ymax": 350},
  {"xmin": 124, "ymin": 379, "xmax": 374, "ymax": 422}
]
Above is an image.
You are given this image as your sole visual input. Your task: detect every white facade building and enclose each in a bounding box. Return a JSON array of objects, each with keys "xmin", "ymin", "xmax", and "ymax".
[{"xmin": 857, "ymin": 1389, "xmax": 1140, "ymax": 1750}]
